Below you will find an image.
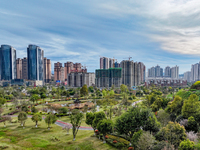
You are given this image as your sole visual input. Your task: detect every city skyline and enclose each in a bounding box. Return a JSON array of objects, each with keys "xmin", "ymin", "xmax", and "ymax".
[{"xmin": 1, "ymin": 1, "xmax": 200, "ymax": 73}]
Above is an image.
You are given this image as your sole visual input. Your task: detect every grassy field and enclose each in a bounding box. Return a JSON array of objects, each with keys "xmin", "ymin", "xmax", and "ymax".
[{"xmin": 0, "ymin": 118, "xmax": 117, "ymax": 150}]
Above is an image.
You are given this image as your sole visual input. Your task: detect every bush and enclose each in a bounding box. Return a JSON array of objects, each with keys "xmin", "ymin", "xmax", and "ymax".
[
  {"xmin": 179, "ymin": 139, "xmax": 194, "ymax": 150},
  {"xmin": 11, "ymin": 119, "xmax": 17, "ymax": 123},
  {"xmin": 108, "ymin": 134, "xmax": 130, "ymax": 145}
]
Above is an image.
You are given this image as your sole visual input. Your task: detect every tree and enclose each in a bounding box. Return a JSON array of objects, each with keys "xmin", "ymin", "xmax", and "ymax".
[
  {"xmin": 157, "ymin": 109, "xmax": 170, "ymax": 127},
  {"xmin": 92, "ymin": 111, "xmax": 106, "ymax": 130},
  {"xmin": 58, "ymin": 107, "xmax": 68, "ymax": 115},
  {"xmin": 97, "ymin": 119, "xmax": 113, "ymax": 143},
  {"xmin": 137, "ymin": 131, "xmax": 155, "ymax": 150},
  {"xmin": 131, "ymin": 129, "xmax": 143, "ymax": 149},
  {"xmin": 18, "ymin": 111, "xmax": 27, "ymax": 127},
  {"xmin": 182, "ymin": 94, "xmax": 200, "ymax": 119},
  {"xmin": 178, "ymin": 139, "xmax": 194, "ymax": 150},
  {"xmin": 31, "ymin": 106, "xmax": 38, "ymax": 113},
  {"xmin": 115, "ymin": 107, "xmax": 156, "ymax": 140},
  {"xmin": 80, "ymin": 84, "xmax": 88, "ymax": 97},
  {"xmin": 0, "ymin": 107, "xmax": 3, "ymax": 118},
  {"xmin": 157, "ymin": 121, "xmax": 186, "ymax": 148},
  {"xmin": 45, "ymin": 114, "xmax": 57, "ymax": 130},
  {"xmin": 88, "ymin": 86, "xmax": 94, "ymax": 93},
  {"xmin": 166, "ymin": 95, "xmax": 183, "ymax": 118},
  {"xmin": 2, "ymin": 116, "xmax": 11, "ymax": 127},
  {"xmin": 0, "ymin": 97, "xmax": 6, "ymax": 106},
  {"xmin": 41, "ymin": 93, "xmax": 47, "ymax": 104},
  {"xmin": 143, "ymin": 115, "xmax": 161, "ymax": 134},
  {"xmin": 121, "ymin": 92, "xmax": 129, "ymax": 110},
  {"xmin": 187, "ymin": 116, "xmax": 198, "ymax": 133},
  {"xmin": 86, "ymin": 112, "xmax": 95, "ymax": 134},
  {"xmin": 120, "ymin": 84, "xmax": 128, "ymax": 93},
  {"xmin": 30, "ymin": 94, "xmax": 40, "ymax": 104},
  {"xmin": 70, "ymin": 110, "xmax": 83, "ymax": 141},
  {"xmin": 21, "ymin": 105, "xmax": 28, "ymax": 112},
  {"xmin": 31, "ymin": 113, "xmax": 42, "ymax": 128},
  {"xmin": 151, "ymin": 97, "xmax": 163, "ymax": 112}
]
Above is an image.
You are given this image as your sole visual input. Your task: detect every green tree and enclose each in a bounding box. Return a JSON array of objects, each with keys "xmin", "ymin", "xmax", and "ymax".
[
  {"xmin": 178, "ymin": 139, "xmax": 194, "ymax": 150},
  {"xmin": 88, "ymin": 86, "xmax": 94, "ymax": 93},
  {"xmin": 31, "ymin": 113, "xmax": 42, "ymax": 128},
  {"xmin": 166, "ymin": 95, "xmax": 183, "ymax": 117},
  {"xmin": 93, "ymin": 111, "xmax": 106, "ymax": 130},
  {"xmin": 21, "ymin": 105, "xmax": 28, "ymax": 112},
  {"xmin": 131, "ymin": 129, "xmax": 143, "ymax": 149},
  {"xmin": 58, "ymin": 107, "xmax": 68, "ymax": 115},
  {"xmin": 115, "ymin": 107, "xmax": 156, "ymax": 140},
  {"xmin": 31, "ymin": 106, "xmax": 38, "ymax": 113},
  {"xmin": 120, "ymin": 84, "xmax": 128, "ymax": 93},
  {"xmin": 45, "ymin": 114, "xmax": 57, "ymax": 130},
  {"xmin": 157, "ymin": 121, "xmax": 186, "ymax": 148},
  {"xmin": 70, "ymin": 110, "xmax": 83, "ymax": 141},
  {"xmin": 137, "ymin": 131, "xmax": 155, "ymax": 150},
  {"xmin": 0, "ymin": 97, "xmax": 6, "ymax": 107},
  {"xmin": 151, "ymin": 97, "xmax": 163, "ymax": 112},
  {"xmin": 187, "ymin": 116, "xmax": 198, "ymax": 133},
  {"xmin": 97, "ymin": 119, "xmax": 113, "ymax": 143},
  {"xmin": 182, "ymin": 94, "xmax": 200, "ymax": 119},
  {"xmin": 85, "ymin": 112, "xmax": 95, "ymax": 134},
  {"xmin": 80, "ymin": 84, "xmax": 88, "ymax": 97},
  {"xmin": 41, "ymin": 93, "xmax": 47, "ymax": 104},
  {"xmin": 30, "ymin": 94, "xmax": 40, "ymax": 104},
  {"xmin": 143, "ymin": 115, "xmax": 161, "ymax": 134},
  {"xmin": 121, "ymin": 92, "xmax": 129, "ymax": 110},
  {"xmin": 18, "ymin": 111, "xmax": 27, "ymax": 127}
]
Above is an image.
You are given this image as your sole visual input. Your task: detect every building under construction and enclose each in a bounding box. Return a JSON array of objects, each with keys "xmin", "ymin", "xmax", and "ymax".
[
  {"xmin": 95, "ymin": 68, "xmax": 122, "ymax": 87},
  {"xmin": 67, "ymin": 72, "xmax": 95, "ymax": 87},
  {"xmin": 120, "ymin": 60, "xmax": 145, "ymax": 87}
]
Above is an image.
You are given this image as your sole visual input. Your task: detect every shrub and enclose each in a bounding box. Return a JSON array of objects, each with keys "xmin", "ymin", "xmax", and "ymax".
[
  {"xmin": 179, "ymin": 139, "xmax": 194, "ymax": 150},
  {"xmin": 113, "ymin": 140, "xmax": 117, "ymax": 144},
  {"xmin": 186, "ymin": 131, "xmax": 198, "ymax": 143},
  {"xmin": 105, "ymin": 135, "xmax": 109, "ymax": 139},
  {"xmin": 108, "ymin": 134, "xmax": 130, "ymax": 145},
  {"xmin": 128, "ymin": 147, "xmax": 134, "ymax": 150}
]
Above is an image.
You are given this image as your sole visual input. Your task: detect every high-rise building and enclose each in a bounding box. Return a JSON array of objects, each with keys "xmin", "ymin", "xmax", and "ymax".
[
  {"xmin": 43, "ymin": 58, "xmax": 51, "ymax": 83},
  {"xmin": 100, "ymin": 57, "xmax": 109, "ymax": 69},
  {"xmin": 16, "ymin": 58, "xmax": 22, "ymax": 79},
  {"xmin": 138, "ymin": 62, "xmax": 145, "ymax": 84},
  {"xmin": 0, "ymin": 45, "xmax": 16, "ymax": 80},
  {"xmin": 68, "ymin": 72, "xmax": 95, "ymax": 87},
  {"xmin": 54, "ymin": 62, "xmax": 62, "ymax": 81},
  {"xmin": 164, "ymin": 66, "xmax": 171, "ymax": 77},
  {"xmin": 170, "ymin": 65, "xmax": 179, "ymax": 79},
  {"xmin": 64, "ymin": 62, "xmax": 73, "ymax": 81},
  {"xmin": 114, "ymin": 62, "xmax": 120, "ymax": 68},
  {"xmin": 191, "ymin": 63, "xmax": 199, "ymax": 82},
  {"xmin": 22, "ymin": 57, "xmax": 28, "ymax": 80},
  {"xmin": 148, "ymin": 67, "xmax": 155, "ymax": 77},
  {"xmin": 27, "ymin": 44, "xmax": 44, "ymax": 81},
  {"xmin": 148, "ymin": 65, "xmax": 163, "ymax": 78},
  {"xmin": 184, "ymin": 71, "xmax": 191, "ymax": 82},
  {"xmin": 95, "ymin": 68, "xmax": 122, "ymax": 87},
  {"xmin": 120, "ymin": 60, "xmax": 134, "ymax": 87}
]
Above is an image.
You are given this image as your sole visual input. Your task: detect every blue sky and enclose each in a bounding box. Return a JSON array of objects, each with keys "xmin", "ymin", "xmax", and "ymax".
[{"xmin": 1, "ymin": 0, "xmax": 200, "ymax": 73}]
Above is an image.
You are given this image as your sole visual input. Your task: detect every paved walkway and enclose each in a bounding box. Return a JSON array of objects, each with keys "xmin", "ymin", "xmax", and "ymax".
[{"xmin": 10, "ymin": 115, "xmax": 93, "ymax": 130}]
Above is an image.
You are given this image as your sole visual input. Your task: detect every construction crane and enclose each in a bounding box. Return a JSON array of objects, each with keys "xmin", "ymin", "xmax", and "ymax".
[{"xmin": 123, "ymin": 56, "xmax": 132, "ymax": 61}]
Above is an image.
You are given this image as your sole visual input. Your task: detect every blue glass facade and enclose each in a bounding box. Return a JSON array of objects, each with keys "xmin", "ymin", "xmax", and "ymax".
[
  {"xmin": 27, "ymin": 45, "xmax": 44, "ymax": 81},
  {"xmin": 0, "ymin": 45, "xmax": 16, "ymax": 80}
]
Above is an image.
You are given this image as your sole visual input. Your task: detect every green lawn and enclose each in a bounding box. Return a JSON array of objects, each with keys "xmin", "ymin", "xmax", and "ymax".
[{"xmin": 0, "ymin": 117, "xmax": 117, "ymax": 150}]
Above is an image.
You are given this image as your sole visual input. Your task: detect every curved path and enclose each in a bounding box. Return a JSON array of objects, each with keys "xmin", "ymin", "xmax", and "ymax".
[{"xmin": 10, "ymin": 115, "xmax": 93, "ymax": 130}]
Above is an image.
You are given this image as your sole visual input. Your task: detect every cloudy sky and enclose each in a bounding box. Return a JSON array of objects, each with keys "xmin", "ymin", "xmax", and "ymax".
[{"xmin": 1, "ymin": 0, "xmax": 200, "ymax": 73}]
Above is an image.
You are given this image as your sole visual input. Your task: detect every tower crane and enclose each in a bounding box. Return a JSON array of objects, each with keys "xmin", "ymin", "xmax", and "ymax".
[{"xmin": 123, "ymin": 56, "xmax": 132, "ymax": 61}]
